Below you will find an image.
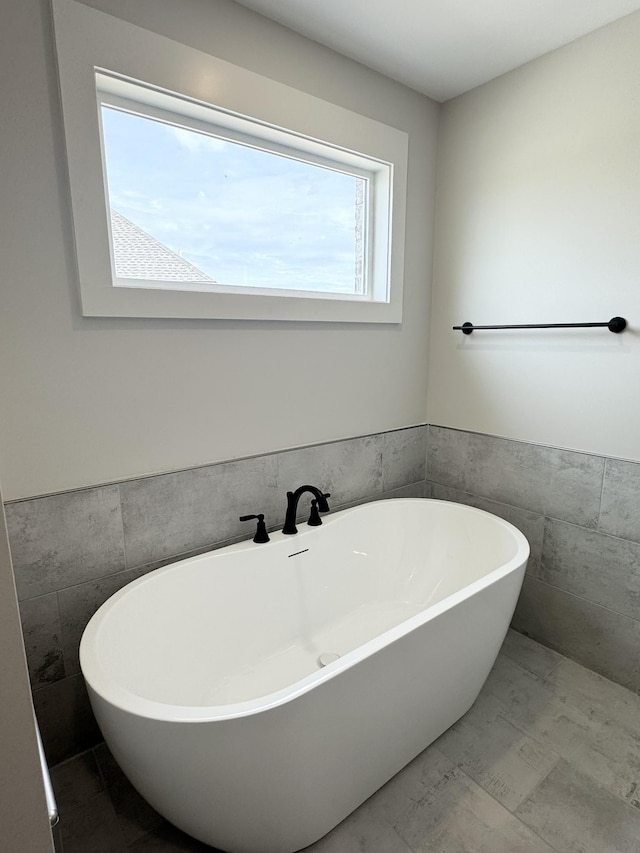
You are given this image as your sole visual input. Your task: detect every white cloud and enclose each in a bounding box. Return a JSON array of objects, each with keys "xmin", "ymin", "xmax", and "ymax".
[{"xmin": 168, "ymin": 126, "xmax": 228, "ymax": 154}]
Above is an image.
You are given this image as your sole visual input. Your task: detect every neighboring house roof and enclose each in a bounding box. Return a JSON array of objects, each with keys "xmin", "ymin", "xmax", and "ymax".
[{"xmin": 110, "ymin": 209, "xmax": 215, "ymax": 282}]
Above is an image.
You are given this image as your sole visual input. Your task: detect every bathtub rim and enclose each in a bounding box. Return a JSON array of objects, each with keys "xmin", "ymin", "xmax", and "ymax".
[{"xmin": 80, "ymin": 498, "xmax": 529, "ymax": 724}]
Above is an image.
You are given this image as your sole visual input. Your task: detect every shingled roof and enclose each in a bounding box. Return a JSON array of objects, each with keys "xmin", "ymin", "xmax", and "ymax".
[{"xmin": 110, "ymin": 209, "xmax": 215, "ymax": 282}]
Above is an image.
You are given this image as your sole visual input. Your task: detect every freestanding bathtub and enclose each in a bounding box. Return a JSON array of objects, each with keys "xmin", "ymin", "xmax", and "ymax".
[{"xmin": 80, "ymin": 498, "xmax": 529, "ymax": 852}]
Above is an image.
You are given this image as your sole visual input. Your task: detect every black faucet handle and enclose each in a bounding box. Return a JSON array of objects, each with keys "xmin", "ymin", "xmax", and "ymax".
[
  {"xmin": 308, "ymin": 499, "xmax": 322, "ymax": 526},
  {"xmin": 308, "ymin": 492, "xmax": 331, "ymax": 526},
  {"xmin": 319, "ymin": 492, "xmax": 331, "ymax": 511},
  {"xmin": 239, "ymin": 513, "xmax": 270, "ymax": 544}
]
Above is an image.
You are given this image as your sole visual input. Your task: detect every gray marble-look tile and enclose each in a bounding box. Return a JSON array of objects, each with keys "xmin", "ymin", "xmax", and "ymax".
[
  {"xmin": 429, "ymin": 483, "xmax": 544, "ymax": 575},
  {"xmin": 56, "ymin": 790, "xmax": 126, "ymax": 853},
  {"xmin": 546, "ymin": 656, "xmax": 640, "ymax": 736},
  {"xmin": 512, "ymin": 575, "xmax": 640, "ymax": 693},
  {"xmin": 33, "ymin": 674, "xmax": 102, "ymax": 767},
  {"xmin": 50, "ymin": 750, "xmax": 104, "ymax": 812},
  {"xmin": 6, "ymin": 486, "xmax": 125, "ymax": 600},
  {"xmin": 120, "ymin": 455, "xmax": 279, "ymax": 569},
  {"xmin": 94, "ymin": 743, "xmax": 164, "ymax": 845},
  {"xmin": 393, "ymin": 764, "xmax": 554, "ymax": 853},
  {"xmin": 306, "ymin": 798, "xmax": 413, "ymax": 853},
  {"xmin": 536, "ymin": 667, "xmax": 640, "ymax": 812},
  {"xmin": 130, "ymin": 534, "xmax": 253, "ymax": 578},
  {"xmin": 599, "ymin": 457, "xmax": 640, "ymax": 544},
  {"xmin": 486, "ymin": 644, "xmax": 640, "ymax": 812},
  {"xmin": 382, "ymin": 426, "xmax": 427, "ymax": 492},
  {"xmin": 499, "ymin": 629, "xmax": 564, "ymax": 679},
  {"xmin": 58, "ymin": 570, "xmax": 139, "ymax": 677},
  {"xmin": 360, "ymin": 747, "xmax": 456, "ymax": 826},
  {"xmin": 481, "ymin": 655, "xmax": 620, "ymax": 788},
  {"xmin": 427, "ymin": 426, "xmax": 604, "ymax": 527},
  {"xmin": 38, "ymin": 637, "xmax": 640, "ymax": 853},
  {"xmin": 277, "ymin": 433, "xmax": 383, "ymax": 509},
  {"xmin": 482, "ymin": 654, "xmax": 563, "ymax": 725},
  {"xmin": 435, "ymin": 691, "xmax": 559, "ymax": 812},
  {"xmin": 129, "ymin": 821, "xmax": 220, "ymax": 851},
  {"xmin": 333, "ymin": 481, "xmax": 427, "ymax": 514},
  {"xmin": 379, "ymin": 480, "xmax": 427, "ymax": 500},
  {"xmin": 516, "ymin": 760, "xmax": 640, "ymax": 853},
  {"xmin": 425, "ymin": 425, "xmax": 469, "ymax": 489},
  {"xmin": 19, "ymin": 592, "xmax": 65, "ymax": 687},
  {"xmin": 540, "ymin": 518, "xmax": 640, "ymax": 620}
]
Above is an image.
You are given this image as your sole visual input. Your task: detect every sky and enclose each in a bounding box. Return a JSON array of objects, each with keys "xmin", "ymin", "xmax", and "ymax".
[{"xmin": 100, "ymin": 106, "xmax": 364, "ymax": 293}]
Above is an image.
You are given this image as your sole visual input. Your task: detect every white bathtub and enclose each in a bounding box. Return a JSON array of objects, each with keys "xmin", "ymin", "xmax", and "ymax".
[{"xmin": 80, "ymin": 498, "xmax": 529, "ymax": 852}]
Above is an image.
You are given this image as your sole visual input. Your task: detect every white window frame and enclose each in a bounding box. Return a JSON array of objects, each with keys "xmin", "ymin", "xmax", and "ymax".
[{"xmin": 52, "ymin": 0, "xmax": 408, "ymax": 323}]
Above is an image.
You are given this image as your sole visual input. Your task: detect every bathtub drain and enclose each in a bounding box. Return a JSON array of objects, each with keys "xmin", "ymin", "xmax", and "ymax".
[{"xmin": 317, "ymin": 652, "xmax": 341, "ymax": 668}]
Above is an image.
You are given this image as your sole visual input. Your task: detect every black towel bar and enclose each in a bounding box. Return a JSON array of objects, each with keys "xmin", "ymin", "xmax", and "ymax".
[{"xmin": 453, "ymin": 317, "xmax": 626, "ymax": 335}]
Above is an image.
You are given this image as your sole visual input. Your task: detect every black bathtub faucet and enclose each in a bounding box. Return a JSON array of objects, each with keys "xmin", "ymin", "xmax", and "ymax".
[{"xmin": 282, "ymin": 485, "xmax": 331, "ymax": 535}]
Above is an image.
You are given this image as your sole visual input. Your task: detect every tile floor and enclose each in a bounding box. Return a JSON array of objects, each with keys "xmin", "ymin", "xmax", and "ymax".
[{"xmin": 50, "ymin": 631, "xmax": 640, "ymax": 853}]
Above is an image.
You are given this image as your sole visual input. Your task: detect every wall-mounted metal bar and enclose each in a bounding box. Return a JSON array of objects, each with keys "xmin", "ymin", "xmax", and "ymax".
[
  {"xmin": 453, "ymin": 317, "xmax": 627, "ymax": 335},
  {"xmin": 36, "ymin": 719, "xmax": 59, "ymax": 828}
]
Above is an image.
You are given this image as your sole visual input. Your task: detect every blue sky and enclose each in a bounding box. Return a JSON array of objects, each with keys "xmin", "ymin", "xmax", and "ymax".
[{"xmin": 101, "ymin": 106, "xmax": 362, "ymax": 292}]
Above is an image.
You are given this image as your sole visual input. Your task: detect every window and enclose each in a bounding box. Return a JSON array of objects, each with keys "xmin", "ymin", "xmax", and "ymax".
[
  {"xmin": 98, "ymin": 73, "xmax": 378, "ymax": 300},
  {"xmin": 52, "ymin": 0, "xmax": 408, "ymax": 322}
]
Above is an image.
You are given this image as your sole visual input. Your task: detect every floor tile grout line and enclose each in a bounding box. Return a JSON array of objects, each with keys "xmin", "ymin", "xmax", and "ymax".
[
  {"xmin": 49, "ymin": 743, "xmax": 99, "ymax": 773},
  {"xmin": 91, "ymin": 743, "xmax": 110, "ymax": 793},
  {"xmin": 452, "ymin": 764, "xmax": 564, "ymax": 853},
  {"xmin": 496, "ymin": 648, "xmax": 550, "ymax": 682},
  {"xmin": 510, "ymin": 760, "xmax": 559, "ymax": 817},
  {"xmin": 512, "ymin": 755, "xmax": 640, "ymax": 847},
  {"xmin": 541, "ymin": 656, "xmax": 564, "ymax": 680},
  {"xmin": 499, "ymin": 627, "xmax": 570, "ymax": 680},
  {"xmin": 494, "ymin": 651, "xmax": 640, "ymax": 817},
  {"xmin": 55, "ymin": 782, "xmax": 128, "ymax": 852},
  {"xmin": 498, "ymin": 647, "xmax": 563, "ymax": 681},
  {"xmin": 436, "ymin": 699, "xmax": 565, "ymax": 820},
  {"xmin": 90, "ymin": 745, "xmax": 146, "ymax": 852},
  {"xmin": 504, "ymin": 633, "xmax": 639, "ymax": 704},
  {"xmin": 542, "ymin": 657, "xmax": 640, "ymax": 706}
]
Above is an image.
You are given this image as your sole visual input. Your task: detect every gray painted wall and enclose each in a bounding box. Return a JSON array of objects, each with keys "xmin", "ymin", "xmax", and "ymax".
[
  {"xmin": 428, "ymin": 11, "xmax": 640, "ymax": 463},
  {"xmin": 0, "ymin": 0, "xmax": 438, "ymax": 501}
]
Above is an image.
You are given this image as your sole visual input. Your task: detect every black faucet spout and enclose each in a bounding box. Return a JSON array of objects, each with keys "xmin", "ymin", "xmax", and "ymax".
[{"xmin": 282, "ymin": 485, "xmax": 330, "ymax": 534}]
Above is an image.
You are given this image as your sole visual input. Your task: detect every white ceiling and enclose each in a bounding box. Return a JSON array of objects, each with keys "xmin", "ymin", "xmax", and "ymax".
[{"xmin": 232, "ymin": 0, "xmax": 640, "ymax": 101}]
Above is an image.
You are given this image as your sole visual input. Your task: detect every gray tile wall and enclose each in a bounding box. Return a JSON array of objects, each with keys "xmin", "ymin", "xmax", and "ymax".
[
  {"xmin": 10, "ymin": 420, "xmax": 640, "ymax": 769},
  {"xmin": 5, "ymin": 425, "xmax": 428, "ymax": 766},
  {"xmin": 427, "ymin": 425, "xmax": 640, "ymax": 694}
]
